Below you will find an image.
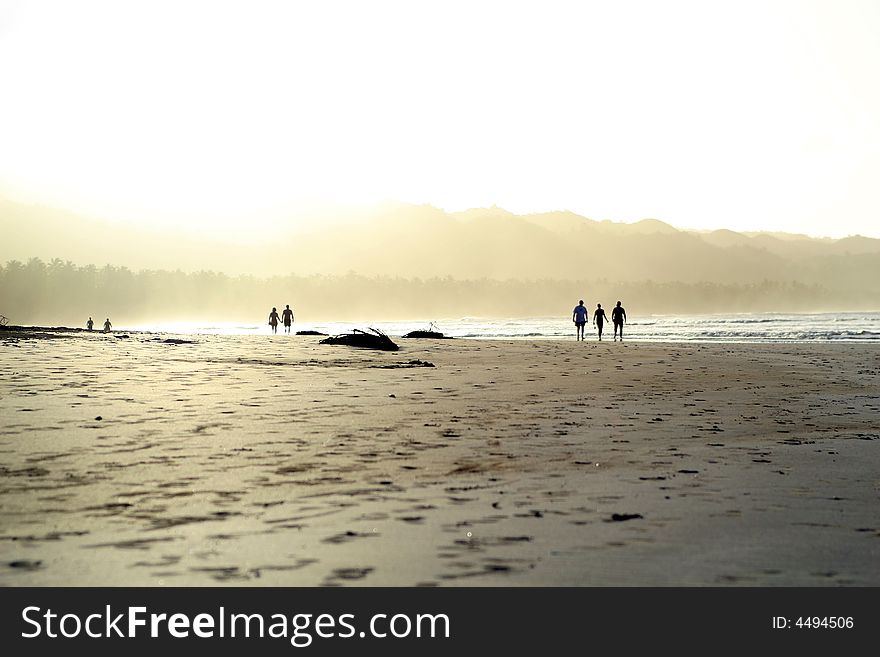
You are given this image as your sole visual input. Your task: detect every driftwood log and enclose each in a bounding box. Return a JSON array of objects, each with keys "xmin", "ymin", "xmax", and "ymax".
[{"xmin": 319, "ymin": 328, "xmax": 399, "ymax": 351}]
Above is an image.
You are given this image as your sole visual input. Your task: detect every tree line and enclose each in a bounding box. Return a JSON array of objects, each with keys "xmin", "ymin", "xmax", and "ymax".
[{"xmin": 1, "ymin": 258, "xmax": 873, "ymax": 327}]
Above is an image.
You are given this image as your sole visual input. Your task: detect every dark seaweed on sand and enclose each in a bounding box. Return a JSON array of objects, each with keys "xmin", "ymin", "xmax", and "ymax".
[
  {"xmin": 401, "ymin": 330, "xmax": 451, "ymax": 339},
  {"xmin": 296, "ymin": 330, "xmax": 328, "ymax": 336},
  {"xmin": 319, "ymin": 328, "xmax": 399, "ymax": 351}
]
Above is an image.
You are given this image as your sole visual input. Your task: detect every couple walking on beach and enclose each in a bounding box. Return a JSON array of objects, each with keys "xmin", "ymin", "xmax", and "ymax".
[
  {"xmin": 86, "ymin": 317, "xmax": 112, "ymax": 333},
  {"xmin": 268, "ymin": 305, "xmax": 294, "ymax": 334},
  {"xmin": 573, "ymin": 300, "xmax": 626, "ymax": 341}
]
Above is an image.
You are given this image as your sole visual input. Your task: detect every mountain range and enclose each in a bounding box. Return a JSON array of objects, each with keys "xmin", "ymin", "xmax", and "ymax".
[{"xmin": 2, "ymin": 198, "xmax": 879, "ymax": 291}]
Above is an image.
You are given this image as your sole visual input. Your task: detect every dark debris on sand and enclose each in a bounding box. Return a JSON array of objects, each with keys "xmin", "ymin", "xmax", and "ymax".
[
  {"xmin": 401, "ymin": 330, "xmax": 452, "ymax": 339},
  {"xmin": 320, "ymin": 328, "xmax": 399, "ymax": 351},
  {"xmin": 296, "ymin": 330, "xmax": 329, "ymax": 336},
  {"xmin": 0, "ymin": 325, "xmax": 87, "ymax": 340},
  {"xmin": 607, "ymin": 513, "xmax": 644, "ymax": 522},
  {"xmin": 374, "ymin": 360, "xmax": 435, "ymax": 369},
  {"xmin": 1, "ymin": 325, "xmax": 84, "ymax": 334},
  {"xmin": 1, "ymin": 325, "xmax": 132, "ymax": 340}
]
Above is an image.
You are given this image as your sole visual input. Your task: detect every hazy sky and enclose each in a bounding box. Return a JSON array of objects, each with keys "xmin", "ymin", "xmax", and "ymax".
[{"xmin": 1, "ymin": 0, "xmax": 879, "ymax": 238}]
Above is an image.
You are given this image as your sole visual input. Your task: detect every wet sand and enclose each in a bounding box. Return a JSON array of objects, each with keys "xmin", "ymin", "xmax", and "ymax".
[{"xmin": 1, "ymin": 328, "xmax": 878, "ymax": 586}]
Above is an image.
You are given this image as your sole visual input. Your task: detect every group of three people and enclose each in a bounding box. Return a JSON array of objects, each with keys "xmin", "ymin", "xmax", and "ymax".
[
  {"xmin": 268, "ymin": 305, "xmax": 295, "ymax": 334},
  {"xmin": 572, "ymin": 300, "xmax": 626, "ymax": 341}
]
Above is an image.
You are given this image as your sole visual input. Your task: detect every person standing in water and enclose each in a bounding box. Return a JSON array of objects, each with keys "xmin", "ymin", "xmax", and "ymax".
[
  {"xmin": 268, "ymin": 307, "xmax": 280, "ymax": 334},
  {"xmin": 593, "ymin": 303, "xmax": 609, "ymax": 341},
  {"xmin": 87, "ymin": 317, "xmax": 94, "ymax": 331},
  {"xmin": 102, "ymin": 318, "xmax": 112, "ymax": 333},
  {"xmin": 572, "ymin": 300, "xmax": 588, "ymax": 341},
  {"xmin": 611, "ymin": 301, "xmax": 627, "ymax": 341},
  {"xmin": 282, "ymin": 305, "xmax": 294, "ymax": 334}
]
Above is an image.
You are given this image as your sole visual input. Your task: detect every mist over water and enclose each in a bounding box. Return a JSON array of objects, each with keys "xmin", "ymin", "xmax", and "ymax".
[{"xmin": 130, "ymin": 312, "xmax": 880, "ymax": 343}]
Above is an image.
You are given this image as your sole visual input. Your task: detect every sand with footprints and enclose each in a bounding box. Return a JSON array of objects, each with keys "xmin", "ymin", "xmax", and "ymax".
[{"xmin": 1, "ymin": 328, "xmax": 879, "ymax": 585}]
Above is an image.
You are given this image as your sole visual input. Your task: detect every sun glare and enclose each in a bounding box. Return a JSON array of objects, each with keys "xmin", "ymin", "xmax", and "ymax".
[{"xmin": 0, "ymin": 0, "xmax": 879, "ymax": 237}]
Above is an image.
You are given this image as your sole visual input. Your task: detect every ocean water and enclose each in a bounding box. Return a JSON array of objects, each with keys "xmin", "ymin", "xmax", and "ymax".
[{"xmin": 131, "ymin": 311, "xmax": 880, "ymax": 343}]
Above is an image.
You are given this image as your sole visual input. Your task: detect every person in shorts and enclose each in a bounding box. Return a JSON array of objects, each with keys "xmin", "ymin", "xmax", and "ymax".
[
  {"xmin": 593, "ymin": 304, "xmax": 609, "ymax": 341},
  {"xmin": 282, "ymin": 305, "xmax": 294, "ymax": 334},
  {"xmin": 572, "ymin": 300, "xmax": 588, "ymax": 341},
  {"xmin": 611, "ymin": 301, "xmax": 626, "ymax": 341}
]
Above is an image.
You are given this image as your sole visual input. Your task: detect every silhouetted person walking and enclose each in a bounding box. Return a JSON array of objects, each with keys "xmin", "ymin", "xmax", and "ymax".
[
  {"xmin": 572, "ymin": 300, "xmax": 588, "ymax": 340},
  {"xmin": 87, "ymin": 317, "xmax": 94, "ymax": 331},
  {"xmin": 282, "ymin": 305, "xmax": 294, "ymax": 334},
  {"xmin": 268, "ymin": 307, "xmax": 280, "ymax": 334},
  {"xmin": 593, "ymin": 304, "xmax": 608, "ymax": 341},
  {"xmin": 611, "ymin": 301, "xmax": 626, "ymax": 341},
  {"xmin": 103, "ymin": 318, "xmax": 112, "ymax": 333}
]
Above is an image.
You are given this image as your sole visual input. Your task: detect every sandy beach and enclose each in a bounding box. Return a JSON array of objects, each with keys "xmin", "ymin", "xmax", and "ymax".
[{"xmin": 1, "ymin": 328, "xmax": 878, "ymax": 586}]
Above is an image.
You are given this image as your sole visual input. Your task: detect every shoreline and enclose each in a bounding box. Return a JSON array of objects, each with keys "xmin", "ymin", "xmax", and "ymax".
[
  {"xmin": 1, "ymin": 332, "xmax": 879, "ymax": 585},
  {"xmin": 2, "ymin": 322, "xmax": 880, "ymax": 345}
]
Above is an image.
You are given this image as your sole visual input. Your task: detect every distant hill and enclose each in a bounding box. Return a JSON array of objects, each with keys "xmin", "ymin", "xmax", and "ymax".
[
  {"xmin": 700, "ymin": 229, "xmax": 753, "ymax": 249},
  {"xmin": 2, "ymin": 198, "xmax": 879, "ymax": 296}
]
